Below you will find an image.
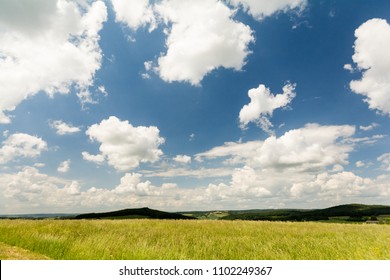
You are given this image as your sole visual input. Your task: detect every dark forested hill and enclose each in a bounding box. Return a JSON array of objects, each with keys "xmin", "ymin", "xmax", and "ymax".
[
  {"xmin": 217, "ymin": 204, "xmax": 390, "ymax": 222},
  {"xmin": 74, "ymin": 207, "xmax": 196, "ymax": 220}
]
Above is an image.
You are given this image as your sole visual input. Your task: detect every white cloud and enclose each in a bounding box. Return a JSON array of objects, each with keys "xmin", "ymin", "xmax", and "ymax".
[
  {"xmin": 239, "ymin": 83, "xmax": 296, "ymax": 132},
  {"xmin": 144, "ymin": 60, "xmax": 153, "ymax": 72},
  {"xmin": 154, "ymin": 0, "xmax": 254, "ymax": 85},
  {"xmin": 98, "ymin": 85, "xmax": 108, "ymax": 96},
  {"xmin": 141, "ymin": 60, "xmax": 154, "ymax": 79},
  {"xmin": 0, "ymin": 167, "xmax": 180, "ymax": 213},
  {"xmin": 0, "ymin": 165, "xmax": 270, "ymax": 213},
  {"xmin": 247, "ymin": 124, "xmax": 355, "ymax": 171},
  {"xmin": 0, "ymin": 0, "xmax": 57, "ymax": 34},
  {"xmin": 229, "ymin": 166, "xmax": 271, "ymax": 197},
  {"xmin": 141, "ymin": 73, "xmax": 151, "ymax": 80},
  {"xmin": 359, "ymin": 123, "xmax": 379, "ymax": 131},
  {"xmin": 0, "ymin": 167, "xmax": 81, "ymax": 214},
  {"xmin": 173, "ymin": 155, "xmax": 191, "ymax": 164},
  {"xmin": 113, "ymin": 172, "xmax": 160, "ymax": 196},
  {"xmin": 347, "ymin": 134, "xmax": 385, "ymax": 145},
  {"xmin": 57, "ymin": 159, "xmax": 71, "ymax": 173},
  {"xmin": 195, "ymin": 140, "xmax": 263, "ymax": 163},
  {"xmin": 343, "ymin": 63, "xmax": 354, "ymax": 73},
  {"xmin": 111, "ymin": 0, "xmax": 307, "ymax": 86},
  {"xmin": 83, "ymin": 116, "xmax": 165, "ymax": 171},
  {"xmin": 229, "ymin": 0, "xmax": 307, "ymax": 20},
  {"xmin": 197, "ymin": 123, "xmax": 355, "ymax": 172},
  {"xmin": 0, "ymin": 0, "xmax": 107, "ymax": 123},
  {"xmin": 111, "ymin": 0, "xmax": 156, "ymax": 31},
  {"xmin": 205, "ymin": 166, "xmax": 390, "ymax": 209},
  {"xmin": 331, "ymin": 164, "xmax": 344, "ymax": 172},
  {"xmin": 143, "ymin": 167, "xmax": 233, "ymax": 179},
  {"xmin": 0, "ymin": 133, "xmax": 47, "ymax": 164},
  {"xmin": 290, "ymin": 171, "xmax": 379, "ymax": 201},
  {"xmin": 349, "ymin": 18, "xmax": 390, "ymax": 115},
  {"xmin": 81, "ymin": 151, "xmax": 105, "ymax": 165},
  {"xmin": 50, "ymin": 120, "xmax": 81, "ymax": 135},
  {"xmin": 378, "ymin": 153, "xmax": 390, "ymax": 171},
  {"xmin": 1, "ymin": 164, "xmax": 390, "ymax": 214},
  {"xmin": 77, "ymin": 90, "xmax": 98, "ymax": 108},
  {"xmin": 356, "ymin": 161, "xmax": 365, "ymax": 168}
]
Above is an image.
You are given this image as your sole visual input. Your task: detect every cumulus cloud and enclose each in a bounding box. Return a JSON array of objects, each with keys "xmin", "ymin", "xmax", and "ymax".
[
  {"xmin": 0, "ymin": 166, "xmax": 273, "ymax": 213},
  {"xmin": 83, "ymin": 116, "xmax": 165, "ymax": 171},
  {"xmin": 50, "ymin": 120, "xmax": 81, "ymax": 135},
  {"xmin": 57, "ymin": 160, "xmax": 71, "ymax": 173},
  {"xmin": 253, "ymin": 124, "xmax": 355, "ymax": 171},
  {"xmin": 0, "ymin": 167, "xmax": 179, "ymax": 213},
  {"xmin": 290, "ymin": 171, "xmax": 378, "ymax": 200},
  {"xmin": 0, "ymin": 0, "xmax": 107, "ymax": 123},
  {"xmin": 377, "ymin": 153, "xmax": 390, "ymax": 171},
  {"xmin": 153, "ymin": 0, "xmax": 254, "ymax": 85},
  {"xmin": 349, "ymin": 18, "xmax": 390, "ymax": 115},
  {"xmin": 229, "ymin": 166, "xmax": 271, "ymax": 197},
  {"xmin": 229, "ymin": 0, "xmax": 307, "ymax": 20},
  {"xmin": 356, "ymin": 161, "xmax": 365, "ymax": 168},
  {"xmin": 0, "ymin": 0, "xmax": 56, "ymax": 34},
  {"xmin": 150, "ymin": 166, "xmax": 388, "ymax": 210},
  {"xmin": 111, "ymin": 0, "xmax": 156, "ymax": 31},
  {"xmin": 173, "ymin": 155, "xmax": 191, "ymax": 164},
  {"xmin": 0, "ymin": 167, "xmax": 81, "ymax": 213},
  {"xmin": 197, "ymin": 123, "xmax": 355, "ymax": 172},
  {"xmin": 239, "ymin": 83, "xmax": 296, "ymax": 132},
  {"xmin": 111, "ymin": 0, "xmax": 308, "ymax": 86},
  {"xmin": 81, "ymin": 151, "xmax": 105, "ymax": 165},
  {"xmin": 1, "ymin": 164, "xmax": 390, "ymax": 214},
  {"xmin": 113, "ymin": 172, "xmax": 162, "ymax": 196},
  {"xmin": 0, "ymin": 133, "xmax": 47, "ymax": 164},
  {"xmin": 193, "ymin": 121, "xmax": 390, "ymax": 208}
]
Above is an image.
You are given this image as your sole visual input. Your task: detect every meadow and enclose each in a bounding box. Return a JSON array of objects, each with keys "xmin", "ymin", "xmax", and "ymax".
[{"xmin": 0, "ymin": 219, "xmax": 389, "ymax": 260}]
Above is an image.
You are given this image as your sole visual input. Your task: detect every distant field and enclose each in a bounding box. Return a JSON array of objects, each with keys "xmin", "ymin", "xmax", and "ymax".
[{"xmin": 0, "ymin": 219, "xmax": 389, "ymax": 260}]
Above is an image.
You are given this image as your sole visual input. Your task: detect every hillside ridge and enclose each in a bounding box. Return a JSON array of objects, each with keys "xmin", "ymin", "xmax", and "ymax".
[
  {"xmin": 74, "ymin": 207, "xmax": 196, "ymax": 220},
  {"xmin": 216, "ymin": 203, "xmax": 390, "ymax": 222},
  {"xmin": 2, "ymin": 204, "xmax": 390, "ymax": 222}
]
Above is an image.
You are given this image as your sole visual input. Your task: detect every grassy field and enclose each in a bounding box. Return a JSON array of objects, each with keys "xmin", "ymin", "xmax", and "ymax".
[
  {"xmin": 0, "ymin": 219, "xmax": 389, "ymax": 260},
  {"xmin": 0, "ymin": 242, "xmax": 50, "ymax": 260}
]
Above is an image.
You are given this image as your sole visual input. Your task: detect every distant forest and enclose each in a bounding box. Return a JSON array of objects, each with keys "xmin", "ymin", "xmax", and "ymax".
[{"xmin": 2, "ymin": 204, "xmax": 390, "ymax": 224}]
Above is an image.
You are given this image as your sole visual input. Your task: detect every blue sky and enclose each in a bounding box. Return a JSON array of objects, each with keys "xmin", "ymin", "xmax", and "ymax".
[{"xmin": 1, "ymin": 0, "xmax": 390, "ymax": 214}]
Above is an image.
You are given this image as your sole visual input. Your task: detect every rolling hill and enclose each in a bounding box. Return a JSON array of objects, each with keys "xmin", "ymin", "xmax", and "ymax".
[
  {"xmin": 215, "ymin": 204, "xmax": 390, "ymax": 222},
  {"xmin": 2, "ymin": 204, "xmax": 390, "ymax": 223},
  {"xmin": 74, "ymin": 207, "xmax": 196, "ymax": 220}
]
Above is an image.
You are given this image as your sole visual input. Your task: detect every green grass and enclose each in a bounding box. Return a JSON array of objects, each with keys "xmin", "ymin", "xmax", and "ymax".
[{"xmin": 0, "ymin": 219, "xmax": 389, "ymax": 260}]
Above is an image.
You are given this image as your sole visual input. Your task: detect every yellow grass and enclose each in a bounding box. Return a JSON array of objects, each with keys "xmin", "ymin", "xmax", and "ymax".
[{"xmin": 0, "ymin": 242, "xmax": 50, "ymax": 260}]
